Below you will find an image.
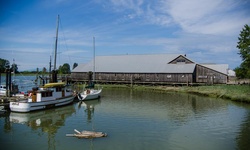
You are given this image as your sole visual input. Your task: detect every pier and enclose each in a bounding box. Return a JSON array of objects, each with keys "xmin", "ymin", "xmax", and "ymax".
[{"xmin": 0, "ymin": 95, "xmax": 28, "ymax": 111}]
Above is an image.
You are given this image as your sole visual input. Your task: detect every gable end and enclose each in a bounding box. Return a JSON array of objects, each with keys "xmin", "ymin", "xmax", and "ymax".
[{"xmin": 168, "ymin": 55, "xmax": 194, "ymax": 64}]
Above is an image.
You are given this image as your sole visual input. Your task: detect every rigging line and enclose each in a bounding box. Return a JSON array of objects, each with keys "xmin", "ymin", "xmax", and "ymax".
[
  {"xmin": 18, "ymin": 72, "xmax": 36, "ymax": 82},
  {"xmin": 58, "ymin": 18, "xmax": 72, "ymax": 66}
]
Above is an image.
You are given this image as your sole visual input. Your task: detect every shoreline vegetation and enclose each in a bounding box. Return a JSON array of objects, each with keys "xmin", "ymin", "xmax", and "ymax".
[
  {"xmin": 99, "ymin": 84, "xmax": 250, "ymax": 103},
  {"xmin": 2, "ymin": 74, "xmax": 249, "ymax": 103}
]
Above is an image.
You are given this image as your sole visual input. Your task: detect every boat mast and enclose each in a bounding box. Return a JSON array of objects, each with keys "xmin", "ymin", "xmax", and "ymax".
[
  {"xmin": 93, "ymin": 36, "xmax": 95, "ymax": 82},
  {"xmin": 54, "ymin": 15, "xmax": 59, "ymax": 70}
]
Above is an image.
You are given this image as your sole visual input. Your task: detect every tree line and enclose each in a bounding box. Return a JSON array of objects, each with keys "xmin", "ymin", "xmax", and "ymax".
[{"xmin": 0, "ymin": 59, "xmax": 78, "ymax": 74}]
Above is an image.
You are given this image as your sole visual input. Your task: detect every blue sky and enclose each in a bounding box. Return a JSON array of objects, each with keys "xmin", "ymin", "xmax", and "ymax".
[{"xmin": 0, "ymin": 0, "xmax": 249, "ymax": 71}]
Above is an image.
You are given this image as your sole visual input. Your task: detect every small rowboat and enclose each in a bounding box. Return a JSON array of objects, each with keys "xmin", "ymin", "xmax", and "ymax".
[{"xmin": 66, "ymin": 129, "xmax": 107, "ymax": 139}]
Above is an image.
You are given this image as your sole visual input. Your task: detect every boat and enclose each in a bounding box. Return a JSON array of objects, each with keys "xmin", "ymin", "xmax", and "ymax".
[
  {"xmin": 66, "ymin": 129, "xmax": 107, "ymax": 139},
  {"xmin": 0, "ymin": 85, "xmax": 6, "ymax": 96},
  {"xmin": 78, "ymin": 88, "xmax": 102, "ymax": 101},
  {"xmin": 0, "ymin": 83, "xmax": 23, "ymax": 97},
  {"xmin": 9, "ymin": 82, "xmax": 74, "ymax": 112},
  {"xmin": 77, "ymin": 37, "xmax": 102, "ymax": 101},
  {"xmin": 9, "ymin": 15, "xmax": 74, "ymax": 112},
  {"xmin": 9, "ymin": 103, "xmax": 75, "ymax": 125}
]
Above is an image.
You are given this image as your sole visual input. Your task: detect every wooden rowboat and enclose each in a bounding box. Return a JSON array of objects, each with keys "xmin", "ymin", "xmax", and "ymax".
[{"xmin": 66, "ymin": 129, "xmax": 107, "ymax": 139}]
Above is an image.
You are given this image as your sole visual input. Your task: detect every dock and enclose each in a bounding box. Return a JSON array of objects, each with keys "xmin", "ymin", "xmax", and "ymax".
[{"xmin": 0, "ymin": 95, "xmax": 28, "ymax": 110}]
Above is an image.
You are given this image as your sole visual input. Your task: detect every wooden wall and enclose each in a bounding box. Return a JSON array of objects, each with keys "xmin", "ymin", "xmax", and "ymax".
[
  {"xmin": 71, "ymin": 72, "xmax": 193, "ymax": 84},
  {"xmin": 71, "ymin": 65, "xmax": 228, "ymax": 84},
  {"xmin": 195, "ymin": 65, "xmax": 228, "ymax": 84},
  {"xmin": 71, "ymin": 55, "xmax": 229, "ymax": 84}
]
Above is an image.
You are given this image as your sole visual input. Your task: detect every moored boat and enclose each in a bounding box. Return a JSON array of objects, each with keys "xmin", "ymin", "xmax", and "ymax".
[
  {"xmin": 77, "ymin": 37, "xmax": 102, "ymax": 101},
  {"xmin": 0, "ymin": 85, "xmax": 6, "ymax": 96},
  {"xmin": 9, "ymin": 15, "xmax": 75, "ymax": 112},
  {"xmin": 9, "ymin": 82, "xmax": 74, "ymax": 112},
  {"xmin": 78, "ymin": 88, "xmax": 102, "ymax": 101}
]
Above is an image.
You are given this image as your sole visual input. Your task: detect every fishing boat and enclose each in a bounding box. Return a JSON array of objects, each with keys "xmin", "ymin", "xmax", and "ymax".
[
  {"xmin": 9, "ymin": 82, "xmax": 74, "ymax": 112},
  {"xmin": 9, "ymin": 15, "xmax": 74, "ymax": 112}
]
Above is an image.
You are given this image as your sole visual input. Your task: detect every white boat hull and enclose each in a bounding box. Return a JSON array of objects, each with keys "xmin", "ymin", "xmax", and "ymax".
[
  {"xmin": 9, "ymin": 96, "xmax": 74, "ymax": 112},
  {"xmin": 78, "ymin": 89, "xmax": 102, "ymax": 101},
  {"xmin": 0, "ymin": 85, "xmax": 6, "ymax": 95}
]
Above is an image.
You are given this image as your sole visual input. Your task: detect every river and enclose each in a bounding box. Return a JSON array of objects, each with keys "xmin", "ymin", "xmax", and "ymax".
[{"xmin": 1, "ymin": 87, "xmax": 250, "ymax": 150}]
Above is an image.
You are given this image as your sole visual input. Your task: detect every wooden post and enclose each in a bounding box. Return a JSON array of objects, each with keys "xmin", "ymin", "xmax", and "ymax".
[
  {"xmin": 130, "ymin": 75, "xmax": 133, "ymax": 88},
  {"xmin": 6, "ymin": 68, "xmax": 10, "ymax": 97},
  {"xmin": 186, "ymin": 75, "xmax": 189, "ymax": 86}
]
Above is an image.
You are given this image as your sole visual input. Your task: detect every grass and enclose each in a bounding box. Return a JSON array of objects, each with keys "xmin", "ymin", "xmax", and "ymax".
[
  {"xmin": 181, "ymin": 85, "xmax": 250, "ymax": 102},
  {"xmin": 101, "ymin": 84, "xmax": 250, "ymax": 103}
]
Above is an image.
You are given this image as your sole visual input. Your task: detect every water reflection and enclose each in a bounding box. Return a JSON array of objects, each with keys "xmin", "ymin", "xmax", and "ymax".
[
  {"xmin": 78, "ymin": 99, "xmax": 101, "ymax": 123},
  {"xmin": 100, "ymin": 89, "xmax": 250, "ymax": 150},
  {"xmin": 0, "ymin": 88, "xmax": 250, "ymax": 150},
  {"xmin": 237, "ymin": 110, "xmax": 250, "ymax": 150},
  {"xmin": 6, "ymin": 104, "xmax": 75, "ymax": 150},
  {"xmin": 103, "ymin": 88, "xmax": 228, "ymax": 125},
  {"xmin": 9, "ymin": 104, "xmax": 75, "ymax": 129}
]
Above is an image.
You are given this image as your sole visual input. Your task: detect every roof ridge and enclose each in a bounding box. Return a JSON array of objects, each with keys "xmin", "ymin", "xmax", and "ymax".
[{"xmin": 96, "ymin": 53, "xmax": 182, "ymax": 57}]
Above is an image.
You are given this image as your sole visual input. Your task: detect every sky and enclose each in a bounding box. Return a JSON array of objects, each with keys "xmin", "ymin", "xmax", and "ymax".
[{"xmin": 0, "ymin": 0, "xmax": 249, "ymax": 71}]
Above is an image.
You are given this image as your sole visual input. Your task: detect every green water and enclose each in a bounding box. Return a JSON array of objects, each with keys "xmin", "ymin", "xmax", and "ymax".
[{"xmin": 1, "ymin": 88, "xmax": 250, "ymax": 150}]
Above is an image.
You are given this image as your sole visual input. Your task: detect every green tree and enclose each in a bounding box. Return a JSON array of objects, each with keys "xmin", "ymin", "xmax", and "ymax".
[
  {"xmin": 0, "ymin": 58, "xmax": 10, "ymax": 72},
  {"xmin": 42, "ymin": 67, "xmax": 47, "ymax": 73},
  {"xmin": 73, "ymin": 62, "xmax": 78, "ymax": 70},
  {"xmin": 11, "ymin": 63, "xmax": 18, "ymax": 73},
  {"xmin": 59, "ymin": 63, "xmax": 70, "ymax": 74},
  {"xmin": 235, "ymin": 24, "xmax": 250, "ymax": 78}
]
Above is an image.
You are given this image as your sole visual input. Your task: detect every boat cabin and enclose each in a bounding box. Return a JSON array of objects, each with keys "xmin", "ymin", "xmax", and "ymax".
[{"xmin": 28, "ymin": 82, "xmax": 69, "ymax": 102}]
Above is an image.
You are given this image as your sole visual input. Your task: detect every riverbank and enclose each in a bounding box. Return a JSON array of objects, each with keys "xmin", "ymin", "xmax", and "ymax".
[{"xmin": 101, "ymin": 84, "xmax": 250, "ymax": 103}]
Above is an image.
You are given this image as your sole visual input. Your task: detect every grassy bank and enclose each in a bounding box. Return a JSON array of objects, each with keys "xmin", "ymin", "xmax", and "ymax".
[
  {"xmin": 182, "ymin": 85, "xmax": 250, "ymax": 102},
  {"xmin": 101, "ymin": 84, "xmax": 250, "ymax": 103}
]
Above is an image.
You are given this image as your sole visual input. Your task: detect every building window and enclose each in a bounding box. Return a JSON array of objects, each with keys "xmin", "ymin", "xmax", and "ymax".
[
  {"xmin": 56, "ymin": 87, "xmax": 62, "ymax": 92},
  {"xmin": 177, "ymin": 59, "xmax": 185, "ymax": 62},
  {"xmin": 198, "ymin": 76, "xmax": 207, "ymax": 79}
]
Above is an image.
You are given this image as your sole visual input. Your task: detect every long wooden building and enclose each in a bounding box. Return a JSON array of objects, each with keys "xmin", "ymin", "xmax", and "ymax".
[{"xmin": 71, "ymin": 54, "xmax": 229, "ymax": 85}]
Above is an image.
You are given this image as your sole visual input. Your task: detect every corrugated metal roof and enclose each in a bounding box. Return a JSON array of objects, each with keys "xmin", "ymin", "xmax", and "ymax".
[
  {"xmin": 200, "ymin": 64, "xmax": 229, "ymax": 75},
  {"xmin": 228, "ymin": 69, "xmax": 235, "ymax": 76},
  {"xmin": 72, "ymin": 64, "xmax": 87, "ymax": 72},
  {"xmin": 72, "ymin": 54, "xmax": 196, "ymax": 73}
]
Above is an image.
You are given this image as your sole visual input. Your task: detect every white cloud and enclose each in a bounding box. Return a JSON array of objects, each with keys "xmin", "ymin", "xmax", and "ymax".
[
  {"xmin": 159, "ymin": 0, "xmax": 250, "ymax": 35},
  {"xmin": 104, "ymin": 0, "xmax": 249, "ymax": 36},
  {"xmin": 1, "ymin": 0, "xmax": 249, "ymax": 70},
  {"xmin": 144, "ymin": 4, "xmax": 173, "ymax": 26},
  {"xmin": 109, "ymin": 0, "xmax": 144, "ymax": 14}
]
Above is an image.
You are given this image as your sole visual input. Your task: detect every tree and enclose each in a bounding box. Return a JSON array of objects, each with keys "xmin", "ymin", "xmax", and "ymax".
[
  {"xmin": 0, "ymin": 58, "xmax": 10, "ymax": 73},
  {"xmin": 59, "ymin": 63, "xmax": 71, "ymax": 74},
  {"xmin": 73, "ymin": 62, "xmax": 78, "ymax": 70},
  {"xmin": 235, "ymin": 24, "xmax": 250, "ymax": 79},
  {"xmin": 11, "ymin": 63, "xmax": 18, "ymax": 73},
  {"xmin": 42, "ymin": 67, "xmax": 47, "ymax": 73}
]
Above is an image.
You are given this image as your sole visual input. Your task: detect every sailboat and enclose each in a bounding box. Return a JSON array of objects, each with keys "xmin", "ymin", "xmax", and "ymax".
[
  {"xmin": 9, "ymin": 15, "xmax": 75, "ymax": 112},
  {"xmin": 78, "ymin": 37, "xmax": 102, "ymax": 101}
]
